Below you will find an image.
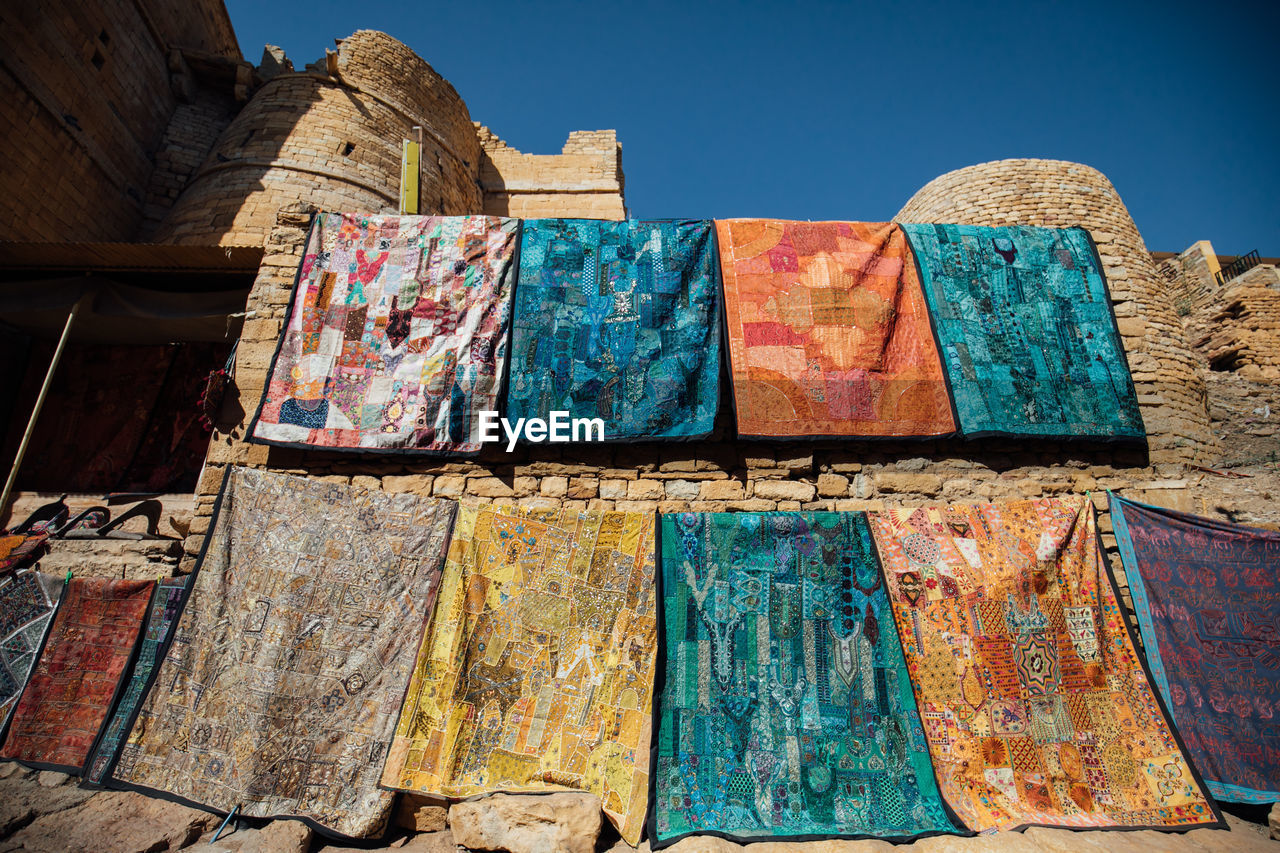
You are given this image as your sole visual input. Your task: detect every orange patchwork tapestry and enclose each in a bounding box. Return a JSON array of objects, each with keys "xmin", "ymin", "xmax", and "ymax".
[
  {"xmin": 716, "ymin": 220, "xmax": 955, "ymax": 438},
  {"xmin": 868, "ymin": 497, "xmax": 1222, "ymax": 833}
]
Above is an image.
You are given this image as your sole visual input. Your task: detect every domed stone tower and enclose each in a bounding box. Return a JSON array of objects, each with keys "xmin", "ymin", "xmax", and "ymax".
[
  {"xmin": 155, "ymin": 30, "xmax": 483, "ymax": 246},
  {"xmin": 896, "ymin": 158, "xmax": 1215, "ymax": 464}
]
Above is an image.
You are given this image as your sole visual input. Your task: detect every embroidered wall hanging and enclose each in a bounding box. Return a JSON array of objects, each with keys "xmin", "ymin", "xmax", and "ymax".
[
  {"xmin": 716, "ymin": 220, "xmax": 954, "ymax": 438},
  {"xmin": 506, "ymin": 219, "xmax": 722, "ymax": 440},
  {"xmin": 901, "ymin": 224, "xmax": 1144, "ymax": 440},
  {"xmin": 0, "ymin": 569, "xmax": 63, "ymax": 733},
  {"xmin": 1112, "ymin": 493, "xmax": 1280, "ymax": 803},
  {"xmin": 0, "ymin": 577, "xmax": 152, "ymax": 772},
  {"xmin": 109, "ymin": 468, "xmax": 456, "ymax": 837},
  {"xmin": 652, "ymin": 512, "xmax": 960, "ymax": 847},
  {"xmin": 869, "ymin": 497, "xmax": 1220, "ymax": 832},
  {"xmin": 0, "ymin": 533, "xmax": 49, "ymax": 573},
  {"xmin": 382, "ymin": 506, "xmax": 656, "ymax": 845},
  {"xmin": 83, "ymin": 576, "xmax": 188, "ymax": 786},
  {"xmin": 249, "ymin": 213, "xmax": 519, "ymax": 454}
]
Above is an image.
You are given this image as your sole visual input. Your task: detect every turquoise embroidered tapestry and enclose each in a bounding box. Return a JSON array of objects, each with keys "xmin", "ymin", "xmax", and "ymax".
[
  {"xmin": 506, "ymin": 219, "xmax": 721, "ymax": 440},
  {"xmin": 902, "ymin": 224, "xmax": 1144, "ymax": 440},
  {"xmin": 652, "ymin": 512, "xmax": 959, "ymax": 846}
]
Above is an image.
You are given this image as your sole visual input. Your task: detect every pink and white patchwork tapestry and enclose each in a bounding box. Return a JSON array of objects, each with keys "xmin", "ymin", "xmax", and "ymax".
[{"xmin": 249, "ymin": 213, "xmax": 519, "ymax": 454}]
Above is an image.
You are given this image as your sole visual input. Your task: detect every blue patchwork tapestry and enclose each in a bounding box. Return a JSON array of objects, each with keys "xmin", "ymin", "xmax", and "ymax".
[
  {"xmin": 902, "ymin": 224, "xmax": 1144, "ymax": 440},
  {"xmin": 1112, "ymin": 493, "xmax": 1280, "ymax": 804},
  {"xmin": 652, "ymin": 512, "xmax": 959, "ymax": 846},
  {"xmin": 506, "ymin": 219, "xmax": 721, "ymax": 440}
]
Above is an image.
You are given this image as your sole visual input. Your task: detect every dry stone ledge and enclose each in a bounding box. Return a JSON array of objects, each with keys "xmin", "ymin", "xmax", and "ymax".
[
  {"xmin": 448, "ymin": 792, "xmax": 602, "ymax": 853},
  {"xmin": 0, "ymin": 788, "xmax": 217, "ymax": 853},
  {"xmin": 396, "ymin": 794, "xmax": 449, "ymax": 833},
  {"xmin": 0, "ymin": 763, "xmax": 94, "ymax": 838},
  {"xmin": 187, "ymin": 818, "xmax": 312, "ymax": 853}
]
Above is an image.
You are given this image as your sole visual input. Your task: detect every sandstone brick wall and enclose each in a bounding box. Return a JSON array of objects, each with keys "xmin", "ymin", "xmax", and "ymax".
[
  {"xmin": 0, "ymin": 0, "xmax": 227, "ymax": 241},
  {"xmin": 896, "ymin": 158, "xmax": 1216, "ymax": 466},
  {"xmin": 139, "ymin": 89, "xmax": 242, "ymax": 236},
  {"xmin": 140, "ymin": 0, "xmax": 240, "ymax": 57},
  {"xmin": 476, "ymin": 126, "xmax": 626, "ymax": 220},
  {"xmin": 1157, "ymin": 240, "xmax": 1220, "ymax": 315},
  {"xmin": 155, "ymin": 31, "xmax": 484, "ymax": 246},
  {"xmin": 1186, "ymin": 282, "xmax": 1280, "ymax": 381}
]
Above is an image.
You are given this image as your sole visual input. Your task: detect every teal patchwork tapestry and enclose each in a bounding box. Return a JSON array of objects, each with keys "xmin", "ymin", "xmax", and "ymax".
[
  {"xmin": 652, "ymin": 512, "xmax": 959, "ymax": 846},
  {"xmin": 902, "ymin": 224, "xmax": 1144, "ymax": 440},
  {"xmin": 506, "ymin": 219, "xmax": 721, "ymax": 440}
]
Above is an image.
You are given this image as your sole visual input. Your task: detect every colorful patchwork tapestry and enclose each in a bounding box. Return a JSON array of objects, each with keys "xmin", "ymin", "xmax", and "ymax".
[
  {"xmin": 653, "ymin": 512, "xmax": 959, "ymax": 846},
  {"xmin": 382, "ymin": 506, "xmax": 656, "ymax": 845},
  {"xmin": 0, "ymin": 532, "xmax": 49, "ymax": 572},
  {"xmin": 249, "ymin": 213, "xmax": 519, "ymax": 454},
  {"xmin": 1111, "ymin": 494, "xmax": 1280, "ymax": 803},
  {"xmin": 869, "ymin": 497, "xmax": 1221, "ymax": 832},
  {"xmin": 0, "ymin": 569, "xmax": 62, "ymax": 733},
  {"xmin": 507, "ymin": 219, "xmax": 722, "ymax": 439},
  {"xmin": 110, "ymin": 468, "xmax": 455, "ymax": 837},
  {"xmin": 0, "ymin": 577, "xmax": 152, "ymax": 772},
  {"xmin": 83, "ymin": 576, "xmax": 188, "ymax": 785},
  {"xmin": 901, "ymin": 224, "xmax": 1144, "ymax": 440},
  {"xmin": 716, "ymin": 220, "xmax": 954, "ymax": 438}
]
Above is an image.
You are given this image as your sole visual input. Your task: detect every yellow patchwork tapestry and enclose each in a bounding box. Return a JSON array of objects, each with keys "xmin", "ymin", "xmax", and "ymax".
[
  {"xmin": 382, "ymin": 506, "xmax": 656, "ymax": 844},
  {"xmin": 868, "ymin": 497, "xmax": 1222, "ymax": 833}
]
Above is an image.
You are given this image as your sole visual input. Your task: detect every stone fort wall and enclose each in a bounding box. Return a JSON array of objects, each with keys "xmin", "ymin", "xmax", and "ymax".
[
  {"xmin": 2, "ymin": 22, "xmax": 625, "ymax": 248},
  {"xmin": 0, "ymin": 0, "xmax": 241, "ymax": 242},
  {"xmin": 154, "ymin": 31, "xmax": 483, "ymax": 247},
  {"xmin": 151, "ymin": 31, "xmax": 628, "ymax": 247}
]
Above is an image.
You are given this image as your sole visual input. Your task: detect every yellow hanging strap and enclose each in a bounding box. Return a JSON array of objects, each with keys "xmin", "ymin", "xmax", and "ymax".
[{"xmin": 400, "ymin": 139, "xmax": 420, "ymax": 215}]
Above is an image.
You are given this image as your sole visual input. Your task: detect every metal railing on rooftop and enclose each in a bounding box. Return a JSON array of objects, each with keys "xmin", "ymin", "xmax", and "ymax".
[{"xmin": 1215, "ymin": 249, "xmax": 1260, "ymax": 286}]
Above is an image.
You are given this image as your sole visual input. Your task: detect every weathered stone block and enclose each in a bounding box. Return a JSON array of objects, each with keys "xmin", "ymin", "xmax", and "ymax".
[
  {"xmin": 449, "ymin": 793, "xmax": 601, "ymax": 853},
  {"xmin": 873, "ymin": 472, "xmax": 943, "ymax": 494},
  {"xmin": 816, "ymin": 473, "xmax": 849, "ymax": 497},
  {"xmin": 698, "ymin": 480, "xmax": 745, "ymax": 501},
  {"xmin": 432, "ymin": 475, "xmax": 466, "ymax": 497},
  {"xmin": 598, "ymin": 479, "xmax": 629, "ymax": 499},
  {"xmin": 627, "ymin": 479, "xmax": 665, "ymax": 500},
  {"xmin": 752, "ymin": 480, "xmax": 817, "ymax": 502},
  {"xmin": 664, "ymin": 479, "xmax": 700, "ymax": 500},
  {"xmin": 540, "ymin": 476, "xmax": 569, "ymax": 497},
  {"xmin": 566, "ymin": 476, "xmax": 598, "ymax": 499}
]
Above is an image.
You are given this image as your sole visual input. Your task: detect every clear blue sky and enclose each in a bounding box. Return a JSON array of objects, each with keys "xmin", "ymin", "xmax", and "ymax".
[{"xmin": 225, "ymin": 0, "xmax": 1278, "ymax": 255}]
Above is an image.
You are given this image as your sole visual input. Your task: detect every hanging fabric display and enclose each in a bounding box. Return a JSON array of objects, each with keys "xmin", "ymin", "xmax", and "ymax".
[
  {"xmin": 382, "ymin": 506, "xmax": 657, "ymax": 846},
  {"xmin": 0, "ymin": 577, "xmax": 153, "ymax": 772},
  {"xmin": 249, "ymin": 213, "xmax": 520, "ymax": 454},
  {"xmin": 83, "ymin": 576, "xmax": 188, "ymax": 786},
  {"xmin": 1111, "ymin": 493, "xmax": 1280, "ymax": 804},
  {"xmin": 902, "ymin": 224, "xmax": 1144, "ymax": 441},
  {"xmin": 507, "ymin": 219, "xmax": 722, "ymax": 440},
  {"xmin": 652, "ymin": 511, "xmax": 960, "ymax": 846},
  {"xmin": 868, "ymin": 496, "xmax": 1220, "ymax": 832},
  {"xmin": 0, "ymin": 568, "xmax": 63, "ymax": 733},
  {"xmin": 716, "ymin": 220, "xmax": 954, "ymax": 438},
  {"xmin": 109, "ymin": 468, "xmax": 456, "ymax": 837}
]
